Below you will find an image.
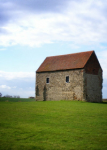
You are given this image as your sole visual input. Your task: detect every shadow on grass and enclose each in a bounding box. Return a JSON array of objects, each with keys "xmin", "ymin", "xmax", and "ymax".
[
  {"xmin": 101, "ymin": 101, "xmax": 107, "ymax": 104},
  {"xmin": 92, "ymin": 101, "xmax": 107, "ymax": 104}
]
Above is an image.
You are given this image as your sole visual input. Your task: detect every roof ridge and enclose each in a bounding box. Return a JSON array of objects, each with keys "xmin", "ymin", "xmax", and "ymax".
[
  {"xmin": 46, "ymin": 50, "xmax": 94, "ymax": 58},
  {"xmin": 36, "ymin": 50, "xmax": 95, "ymax": 73}
]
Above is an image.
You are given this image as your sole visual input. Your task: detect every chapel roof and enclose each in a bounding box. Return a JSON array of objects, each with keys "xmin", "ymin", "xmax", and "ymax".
[{"xmin": 36, "ymin": 50, "xmax": 94, "ymax": 72}]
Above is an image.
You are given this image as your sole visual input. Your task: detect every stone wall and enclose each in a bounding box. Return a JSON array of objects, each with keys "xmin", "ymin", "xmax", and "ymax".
[
  {"xmin": 36, "ymin": 69, "xmax": 84, "ymax": 101},
  {"xmin": 83, "ymin": 68, "xmax": 102, "ymax": 102}
]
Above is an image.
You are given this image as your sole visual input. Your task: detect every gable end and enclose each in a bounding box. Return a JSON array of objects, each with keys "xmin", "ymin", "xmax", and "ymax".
[{"xmin": 84, "ymin": 51, "xmax": 102, "ymax": 75}]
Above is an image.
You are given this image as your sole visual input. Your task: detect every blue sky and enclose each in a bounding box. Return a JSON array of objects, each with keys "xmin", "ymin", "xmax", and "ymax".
[{"xmin": 0, "ymin": 0, "xmax": 107, "ymax": 98}]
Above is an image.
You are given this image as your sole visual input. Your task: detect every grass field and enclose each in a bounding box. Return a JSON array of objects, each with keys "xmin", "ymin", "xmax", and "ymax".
[{"xmin": 0, "ymin": 98, "xmax": 107, "ymax": 150}]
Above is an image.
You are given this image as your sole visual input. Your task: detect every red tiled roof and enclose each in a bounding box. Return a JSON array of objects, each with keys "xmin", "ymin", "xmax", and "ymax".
[{"xmin": 36, "ymin": 51, "xmax": 94, "ymax": 72}]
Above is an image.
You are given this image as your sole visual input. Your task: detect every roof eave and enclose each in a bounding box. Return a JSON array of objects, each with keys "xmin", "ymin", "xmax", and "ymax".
[{"xmin": 36, "ymin": 67, "xmax": 84, "ymax": 73}]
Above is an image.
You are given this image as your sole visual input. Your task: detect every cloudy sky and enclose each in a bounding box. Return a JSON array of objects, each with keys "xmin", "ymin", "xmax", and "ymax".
[{"xmin": 0, "ymin": 0, "xmax": 107, "ymax": 98}]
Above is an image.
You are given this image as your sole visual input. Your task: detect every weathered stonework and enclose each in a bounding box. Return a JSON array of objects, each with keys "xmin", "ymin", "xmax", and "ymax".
[
  {"xmin": 36, "ymin": 69, "xmax": 85, "ymax": 101},
  {"xmin": 83, "ymin": 68, "xmax": 102, "ymax": 102},
  {"xmin": 36, "ymin": 51, "xmax": 103, "ymax": 102},
  {"xmin": 36, "ymin": 68, "xmax": 102, "ymax": 102}
]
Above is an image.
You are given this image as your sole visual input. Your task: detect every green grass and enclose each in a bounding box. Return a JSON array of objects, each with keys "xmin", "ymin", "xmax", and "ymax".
[
  {"xmin": 0, "ymin": 97, "xmax": 35, "ymax": 102},
  {"xmin": 0, "ymin": 99, "xmax": 107, "ymax": 150}
]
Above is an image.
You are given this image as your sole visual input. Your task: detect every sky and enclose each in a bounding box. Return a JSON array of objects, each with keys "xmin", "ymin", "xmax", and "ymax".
[{"xmin": 0, "ymin": 0, "xmax": 107, "ymax": 98}]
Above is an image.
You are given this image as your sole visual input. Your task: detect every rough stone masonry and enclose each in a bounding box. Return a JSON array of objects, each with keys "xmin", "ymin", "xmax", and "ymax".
[{"xmin": 36, "ymin": 51, "xmax": 103, "ymax": 102}]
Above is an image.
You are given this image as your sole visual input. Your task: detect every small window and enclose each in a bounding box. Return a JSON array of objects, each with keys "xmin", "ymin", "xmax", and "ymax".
[
  {"xmin": 46, "ymin": 78, "xmax": 49, "ymax": 83},
  {"xmin": 66, "ymin": 76, "xmax": 69, "ymax": 83}
]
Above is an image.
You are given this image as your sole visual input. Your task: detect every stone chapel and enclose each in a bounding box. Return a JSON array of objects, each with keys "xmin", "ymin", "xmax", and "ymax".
[{"xmin": 36, "ymin": 51, "xmax": 103, "ymax": 102}]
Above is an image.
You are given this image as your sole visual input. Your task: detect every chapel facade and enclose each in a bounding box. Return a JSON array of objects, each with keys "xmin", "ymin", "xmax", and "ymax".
[{"xmin": 36, "ymin": 51, "xmax": 103, "ymax": 102}]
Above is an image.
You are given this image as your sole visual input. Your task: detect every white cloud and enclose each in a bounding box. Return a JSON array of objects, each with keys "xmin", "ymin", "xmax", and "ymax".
[
  {"xmin": 0, "ymin": 85, "xmax": 11, "ymax": 89},
  {"xmin": 0, "ymin": 71, "xmax": 35, "ymax": 80},
  {"xmin": 0, "ymin": 85, "xmax": 17, "ymax": 90},
  {"xmin": 0, "ymin": 0, "xmax": 107, "ymax": 47},
  {"xmin": 0, "ymin": 85, "xmax": 35, "ymax": 98},
  {"xmin": 0, "ymin": 0, "xmax": 107, "ymax": 98},
  {"xmin": 0, "ymin": 71, "xmax": 35, "ymax": 98}
]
